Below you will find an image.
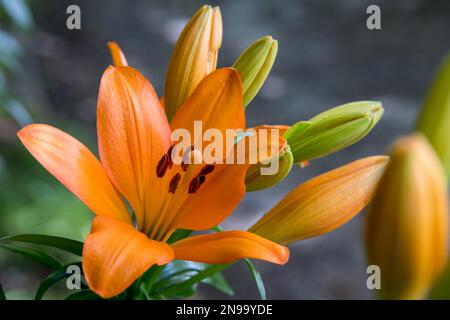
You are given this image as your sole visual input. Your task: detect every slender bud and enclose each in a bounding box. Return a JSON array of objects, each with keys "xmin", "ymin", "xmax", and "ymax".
[
  {"xmin": 284, "ymin": 101, "xmax": 383, "ymax": 163},
  {"xmin": 164, "ymin": 5, "xmax": 222, "ymax": 121},
  {"xmin": 233, "ymin": 36, "xmax": 278, "ymax": 107},
  {"xmin": 249, "ymin": 156, "xmax": 388, "ymax": 244},
  {"xmin": 365, "ymin": 134, "xmax": 448, "ymax": 300},
  {"xmin": 417, "ymin": 54, "xmax": 450, "ymax": 179},
  {"xmin": 107, "ymin": 42, "xmax": 128, "ymax": 67}
]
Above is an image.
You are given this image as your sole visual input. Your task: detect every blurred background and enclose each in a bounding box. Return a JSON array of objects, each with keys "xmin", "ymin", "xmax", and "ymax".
[{"xmin": 0, "ymin": 0, "xmax": 449, "ymax": 299}]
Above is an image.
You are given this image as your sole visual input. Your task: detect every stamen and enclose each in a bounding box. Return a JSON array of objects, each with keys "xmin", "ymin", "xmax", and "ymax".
[
  {"xmin": 199, "ymin": 164, "xmax": 215, "ymax": 176},
  {"xmin": 156, "ymin": 145, "xmax": 175, "ymax": 178},
  {"xmin": 188, "ymin": 175, "xmax": 206, "ymax": 194},
  {"xmin": 168, "ymin": 173, "xmax": 181, "ymax": 194},
  {"xmin": 181, "ymin": 146, "xmax": 203, "ymax": 171},
  {"xmin": 156, "ymin": 154, "xmax": 170, "ymax": 178},
  {"xmin": 166, "ymin": 144, "xmax": 175, "ymax": 168}
]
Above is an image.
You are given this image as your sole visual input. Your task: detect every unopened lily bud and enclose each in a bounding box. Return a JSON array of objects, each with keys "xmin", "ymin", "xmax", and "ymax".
[
  {"xmin": 285, "ymin": 101, "xmax": 383, "ymax": 163},
  {"xmin": 164, "ymin": 5, "xmax": 222, "ymax": 121},
  {"xmin": 233, "ymin": 36, "xmax": 278, "ymax": 107},
  {"xmin": 417, "ymin": 54, "xmax": 450, "ymax": 179},
  {"xmin": 249, "ymin": 156, "xmax": 388, "ymax": 244},
  {"xmin": 365, "ymin": 134, "xmax": 448, "ymax": 300}
]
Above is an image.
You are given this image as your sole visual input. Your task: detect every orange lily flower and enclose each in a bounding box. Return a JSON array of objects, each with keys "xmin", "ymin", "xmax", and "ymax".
[
  {"xmin": 17, "ymin": 66, "xmax": 289, "ymax": 298},
  {"xmin": 108, "ymin": 42, "xmax": 290, "ymax": 190}
]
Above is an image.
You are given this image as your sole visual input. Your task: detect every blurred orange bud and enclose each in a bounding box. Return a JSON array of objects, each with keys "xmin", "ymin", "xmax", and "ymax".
[
  {"xmin": 417, "ymin": 54, "xmax": 450, "ymax": 179},
  {"xmin": 249, "ymin": 156, "xmax": 388, "ymax": 244},
  {"xmin": 164, "ymin": 5, "xmax": 222, "ymax": 121},
  {"xmin": 365, "ymin": 134, "xmax": 448, "ymax": 300}
]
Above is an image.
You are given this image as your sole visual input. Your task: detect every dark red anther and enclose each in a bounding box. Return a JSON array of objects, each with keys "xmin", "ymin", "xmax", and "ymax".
[
  {"xmin": 168, "ymin": 173, "xmax": 181, "ymax": 194},
  {"xmin": 188, "ymin": 175, "xmax": 206, "ymax": 194},
  {"xmin": 181, "ymin": 161, "xmax": 189, "ymax": 171},
  {"xmin": 166, "ymin": 144, "xmax": 175, "ymax": 168},
  {"xmin": 199, "ymin": 164, "xmax": 215, "ymax": 176},
  {"xmin": 156, "ymin": 153, "xmax": 169, "ymax": 178}
]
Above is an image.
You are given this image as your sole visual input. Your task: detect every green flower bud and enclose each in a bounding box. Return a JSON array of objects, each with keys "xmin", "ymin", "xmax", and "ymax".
[
  {"xmin": 417, "ymin": 54, "xmax": 450, "ymax": 179},
  {"xmin": 233, "ymin": 36, "xmax": 278, "ymax": 107},
  {"xmin": 245, "ymin": 146, "xmax": 293, "ymax": 192},
  {"xmin": 285, "ymin": 101, "xmax": 384, "ymax": 163}
]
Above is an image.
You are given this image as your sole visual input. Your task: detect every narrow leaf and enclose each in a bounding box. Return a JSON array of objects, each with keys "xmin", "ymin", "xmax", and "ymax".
[
  {"xmin": 0, "ymin": 282, "xmax": 6, "ymax": 300},
  {"xmin": 244, "ymin": 259, "xmax": 266, "ymax": 300},
  {"xmin": 1, "ymin": 234, "xmax": 83, "ymax": 256},
  {"xmin": 0, "ymin": 0, "xmax": 34, "ymax": 31},
  {"xmin": 65, "ymin": 290, "xmax": 100, "ymax": 300},
  {"xmin": 35, "ymin": 262, "xmax": 82, "ymax": 300},
  {"xmin": 203, "ymin": 271, "xmax": 234, "ymax": 296},
  {"xmin": 0, "ymin": 242, "xmax": 61, "ymax": 269}
]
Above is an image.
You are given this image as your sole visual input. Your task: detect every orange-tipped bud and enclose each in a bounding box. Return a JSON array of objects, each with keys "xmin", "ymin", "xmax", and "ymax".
[
  {"xmin": 249, "ymin": 156, "xmax": 388, "ymax": 244},
  {"xmin": 365, "ymin": 134, "xmax": 448, "ymax": 300},
  {"xmin": 164, "ymin": 5, "xmax": 222, "ymax": 121}
]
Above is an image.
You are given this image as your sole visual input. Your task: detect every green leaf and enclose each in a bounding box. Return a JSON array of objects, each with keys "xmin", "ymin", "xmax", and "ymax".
[
  {"xmin": 1, "ymin": 234, "xmax": 83, "ymax": 256},
  {"xmin": 0, "ymin": 95, "xmax": 32, "ymax": 126},
  {"xmin": 244, "ymin": 259, "xmax": 266, "ymax": 300},
  {"xmin": 0, "ymin": 0, "xmax": 34, "ymax": 31},
  {"xmin": 156, "ymin": 263, "xmax": 229, "ymax": 297},
  {"xmin": 0, "ymin": 282, "xmax": 6, "ymax": 300},
  {"xmin": 202, "ymin": 271, "xmax": 234, "ymax": 296},
  {"xmin": 0, "ymin": 28, "xmax": 23, "ymax": 72},
  {"xmin": 65, "ymin": 289, "xmax": 101, "ymax": 300},
  {"xmin": 167, "ymin": 229, "xmax": 192, "ymax": 244},
  {"xmin": 429, "ymin": 263, "xmax": 450, "ymax": 299},
  {"xmin": 155, "ymin": 258, "xmax": 234, "ymax": 296},
  {"xmin": 139, "ymin": 283, "xmax": 153, "ymax": 300},
  {"xmin": 0, "ymin": 242, "xmax": 61, "ymax": 269},
  {"xmin": 35, "ymin": 262, "xmax": 82, "ymax": 300}
]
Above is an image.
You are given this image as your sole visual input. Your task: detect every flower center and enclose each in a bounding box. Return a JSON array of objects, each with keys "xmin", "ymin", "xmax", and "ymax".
[{"xmin": 149, "ymin": 145, "xmax": 216, "ymax": 241}]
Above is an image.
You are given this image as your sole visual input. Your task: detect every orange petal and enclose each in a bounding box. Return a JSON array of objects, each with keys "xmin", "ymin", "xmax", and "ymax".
[
  {"xmin": 17, "ymin": 124, "xmax": 130, "ymax": 223},
  {"xmin": 172, "ymin": 231, "xmax": 289, "ymax": 265},
  {"xmin": 161, "ymin": 68, "xmax": 247, "ymax": 231},
  {"xmin": 107, "ymin": 42, "xmax": 128, "ymax": 67},
  {"xmin": 170, "ymin": 68, "xmax": 245, "ymax": 139},
  {"xmin": 83, "ymin": 216, "xmax": 174, "ymax": 298},
  {"xmin": 242, "ymin": 125, "xmax": 288, "ymax": 164},
  {"xmin": 97, "ymin": 66, "xmax": 171, "ymax": 231},
  {"xmin": 170, "ymin": 163, "xmax": 248, "ymax": 231}
]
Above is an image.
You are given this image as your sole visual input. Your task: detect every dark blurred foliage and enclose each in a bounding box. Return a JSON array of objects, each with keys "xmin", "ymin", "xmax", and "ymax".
[{"xmin": 0, "ymin": 0, "xmax": 449, "ymax": 299}]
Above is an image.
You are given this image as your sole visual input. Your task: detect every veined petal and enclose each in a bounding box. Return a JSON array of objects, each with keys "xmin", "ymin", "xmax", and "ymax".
[
  {"xmin": 162, "ymin": 68, "xmax": 247, "ymax": 232},
  {"xmin": 17, "ymin": 124, "xmax": 130, "ymax": 223},
  {"xmin": 107, "ymin": 42, "xmax": 128, "ymax": 67},
  {"xmin": 172, "ymin": 231, "xmax": 289, "ymax": 265},
  {"xmin": 83, "ymin": 216, "xmax": 174, "ymax": 298},
  {"xmin": 171, "ymin": 68, "xmax": 245, "ymax": 141},
  {"xmin": 97, "ymin": 66, "xmax": 171, "ymax": 231},
  {"xmin": 170, "ymin": 163, "xmax": 248, "ymax": 231}
]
